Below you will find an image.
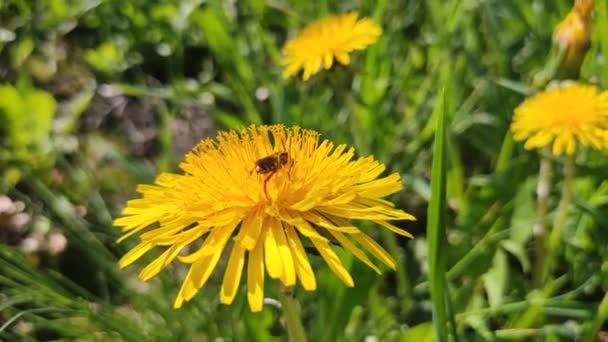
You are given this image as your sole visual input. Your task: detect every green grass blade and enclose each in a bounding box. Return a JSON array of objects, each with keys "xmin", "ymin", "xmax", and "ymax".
[
  {"xmin": 597, "ymin": 0, "xmax": 608, "ymax": 87},
  {"xmin": 585, "ymin": 291, "xmax": 608, "ymax": 341},
  {"xmin": 426, "ymin": 88, "xmax": 453, "ymax": 341}
]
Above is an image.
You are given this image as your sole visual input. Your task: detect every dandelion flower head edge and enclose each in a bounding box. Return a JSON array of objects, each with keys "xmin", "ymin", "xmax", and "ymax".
[
  {"xmin": 114, "ymin": 124, "xmax": 415, "ymax": 312},
  {"xmin": 511, "ymin": 82, "xmax": 608, "ymax": 155},
  {"xmin": 282, "ymin": 12, "xmax": 382, "ymax": 80}
]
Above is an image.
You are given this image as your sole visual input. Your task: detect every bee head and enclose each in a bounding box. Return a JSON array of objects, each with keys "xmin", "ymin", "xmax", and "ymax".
[{"xmin": 278, "ymin": 151, "xmax": 289, "ymax": 165}]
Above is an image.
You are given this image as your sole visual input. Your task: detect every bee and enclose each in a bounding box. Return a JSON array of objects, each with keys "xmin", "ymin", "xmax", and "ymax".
[{"xmin": 251, "ymin": 139, "xmax": 292, "ymax": 199}]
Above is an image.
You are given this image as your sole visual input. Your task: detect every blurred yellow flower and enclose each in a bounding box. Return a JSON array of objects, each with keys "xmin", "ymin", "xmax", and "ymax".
[
  {"xmin": 511, "ymin": 83, "xmax": 608, "ymax": 155},
  {"xmin": 282, "ymin": 12, "xmax": 382, "ymax": 80},
  {"xmin": 553, "ymin": 0, "xmax": 593, "ymax": 74},
  {"xmin": 115, "ymin": 125, "xmax": 414, "ymax": 312}
]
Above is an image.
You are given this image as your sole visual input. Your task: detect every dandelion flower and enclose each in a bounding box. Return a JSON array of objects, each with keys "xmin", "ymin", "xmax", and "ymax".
[
  {"xmin": 115, "ymin": 125, "xmax": 415, "ymax": 311},
  {"xmin": 511, "ymin": 83, "xmax": 608, "ymax": 155},
  {"xmin": 282, "ymin": 12, "xmax": 382, "ymax": 80},
  {"xmin": 553, "ymin": 0, "xmax": 593, "ymax": 75}
]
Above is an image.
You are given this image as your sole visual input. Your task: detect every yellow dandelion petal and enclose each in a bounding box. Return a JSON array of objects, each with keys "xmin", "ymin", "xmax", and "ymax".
[
  {"xmin": 181, "ymin": 261, "xmax": 207, "ymax": 303},
  {"xmin": 524, "ymin": 131, "xmax": 554, "ymax": 149},
  {"xmin": 285, "ymin": 224, "xmax": 316, "ymax": 290},
  {"xmin": 139, "ymin": 241, "xmax": 187, "ymax": 281},
  {"xmin": 282, "ymin": 12, "xmax": 382, "ymax": 80},
  {"xmin": 118, "ymin": 242, "xmax": 154, "ymax": 269},
  {"xmin": 234, "ymin": 207, "xmax": 265, "ymax": 250},
  {"xmin": 373, "ymin": 219, "xmax": 415, "ymax": 239},
  {"xmin": 287, "ymin": 216, "xmax": 330, "ymax": 242},
  {"xmin": 247, "ymin": 238, "xmax": 265, "ymax": 312},
  {"xmin": 178, "ymin": 222, "xmax": 238, "ymax": 263},
  {"xmin": 323, "ymin": 53, "xmax": 333, "ymax": 69},
  {"xmin": 271, "ymin": 219, "xmax": 296, "ymax": 286},
  {"xmin": 326, "ymin": 230, "xmax": 382, "ymax": 274},
  {"xmin": 511, "ymin": 83, "xmax": 608, "ymax": 156},
  {"xmin": 351, "ymin": 232, "xmax": 397, "ymax": 270},
  {"xmin": 300, "ymin": 211, "xmax": 360, "ymax": 233},
  {"xmin": 220, "ymin": 244, "xmax": 246, "ymax": 305},
  {"xmin": 114, "ymin": 125, "xmax": 414, "ymax": 312},
  {"xmin": 309, "ymin": 238, "xmax": 354, "ymax": 287},
  {"xmin": 174, "ymin": 266, "xmax": 194, "ymax": 309},
  {"xmin": 188, "ymin": 245, "xmax": 225, "ymax": 295},
  {"xmin": 263, "ymin": 225, "xmax": 283, "ymax": 280}
]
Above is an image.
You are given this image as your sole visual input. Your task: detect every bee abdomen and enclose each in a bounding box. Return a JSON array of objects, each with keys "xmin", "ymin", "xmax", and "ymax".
[{"xmin": 255, "ymin": 158, "xmax": 277, "ymax": 173}]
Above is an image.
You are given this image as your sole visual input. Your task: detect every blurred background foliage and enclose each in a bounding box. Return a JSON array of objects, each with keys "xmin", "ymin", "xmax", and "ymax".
[{"xmin": 1, "ymin": 0, "xmax": 608, "ymax": 340}]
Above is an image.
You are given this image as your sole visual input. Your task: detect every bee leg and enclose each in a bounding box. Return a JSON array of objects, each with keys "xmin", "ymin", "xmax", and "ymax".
[
  {"xmin": 280, "ymin": 136, "xmax": 288, "ymax": 151},
  {"xmin": 286, "ymin": 159, "xmax": 294, "ymax": 181},
  {"xmin": 263, "ymin": 171, "xmax": 275, "ymax": 199}
]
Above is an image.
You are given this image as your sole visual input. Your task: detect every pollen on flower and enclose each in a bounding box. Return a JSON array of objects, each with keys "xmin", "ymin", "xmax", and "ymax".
[
  {"xmin": 511, "ymin": 82, "xmax": 608, "ymax": 155},
  {"xmin": 114, "ymin": 125, "xmax": 415, "ymax": 312},
  {"xmin": 282, "ymin": 12, "xmax": 382, "ymax": 80}
]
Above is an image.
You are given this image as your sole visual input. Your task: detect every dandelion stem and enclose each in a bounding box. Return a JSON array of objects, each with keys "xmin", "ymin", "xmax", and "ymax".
[
  {"xmin": 546, "ymin": 156, "xmax": 575, "ymax": 277},
  {"xmin": 533, "ymin": 150, "xmax": 552, "ymax": 288},
  {"xmin": 279, "ymin": 287, "xmax": 307, "ymax": 342}
]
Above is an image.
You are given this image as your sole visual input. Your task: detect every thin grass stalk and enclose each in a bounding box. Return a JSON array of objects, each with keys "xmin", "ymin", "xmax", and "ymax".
[
  {"xmin": 533, "ymin": 149, "xmax": 552, "ymax": 288},
  {"xmin": 546, "ymin": 156, "xmax": 575, "ymax": 278},
  {"xmin": 0, "ymin": 308, "xmax": 72, "ymax": 333},
  {"xmin": 381, "ymin": 229, "xmax": 413, "ymax": 314},
  {"xmin": 158, "ymin": 103, "xmax": 174, "ymax": 173}
]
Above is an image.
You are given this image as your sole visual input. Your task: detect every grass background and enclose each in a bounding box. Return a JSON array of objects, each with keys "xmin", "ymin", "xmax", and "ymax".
[{"xmin": 1, "ymin": 0, "xmax": 608, "ymax": 340}]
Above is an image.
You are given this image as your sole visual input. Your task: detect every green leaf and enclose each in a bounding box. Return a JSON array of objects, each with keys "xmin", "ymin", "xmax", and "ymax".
[
  {"xmin": 84, "ymin": 41, "xmax": 125, "ymax": 74},
  {"xmin": 0, "ymin": 85, "xmax": 24, "ymax": 143},
  {"xmin": 0, "ymin": 84, "xmax": 55, "ymax": 148},
  {"xmin": 501, "ymin": 240, "xmax": 531, "ymax": 273},
  {"xmin": 11, "ymin": 37, "xmax": 33, "ymax": 68},
  {"xmin": 510, "ymin": 178, "xmax": 536, "ymax": 244},
  {"xmin": 23, "ymin": 88, "xmax": 56, "ymax": 146},
  {"xmin": 400, "ymin": 322, "xmax": 434, "ymax": 342},
  {"xmin": 482, "ymin": 248, "xmax": 508, "ymax": 308}
]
